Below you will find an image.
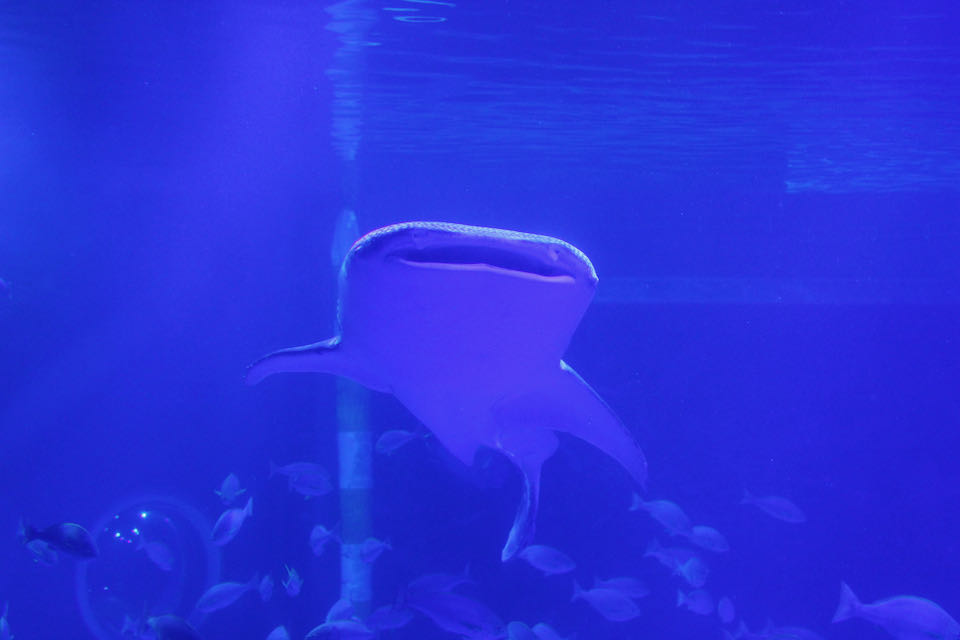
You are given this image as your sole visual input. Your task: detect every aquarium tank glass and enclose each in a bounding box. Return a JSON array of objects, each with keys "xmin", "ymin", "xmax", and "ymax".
[{"xmin": 1, "ymin": 1, "xmax": 958, "ymax": 639}]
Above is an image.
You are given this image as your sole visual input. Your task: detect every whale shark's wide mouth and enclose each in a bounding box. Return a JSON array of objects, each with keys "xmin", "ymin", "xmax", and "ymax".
[
  {"xmin": 350, "ymin": 222, "xmax": 597, "ymax": 283},
  {"xmin": 388, "ymin": 244, "xmax": 574, "ymax": 279}
]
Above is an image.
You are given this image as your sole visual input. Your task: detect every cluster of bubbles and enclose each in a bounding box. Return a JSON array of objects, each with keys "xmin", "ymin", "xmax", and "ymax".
[{"xmin": 76, "ymin": 496, "xmax": 219, "ymax": 639}]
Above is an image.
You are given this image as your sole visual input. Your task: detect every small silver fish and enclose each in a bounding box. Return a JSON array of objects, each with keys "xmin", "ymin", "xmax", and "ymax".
[
  {"xmin": 211, "ymin": 497, "xmax": 253, "ymax": 546},
  {"xmin": 365, "ymin": 604, "xmax": 414, "ymax": 631},
  {"xmin": 310, "ymin": 524, "xmax": 340, "ymax": 557},
  {"xmin": 677, "ymin": 589, "xmax": 714, "ymax": 615},
  {"xmin": 304, "ymin": 619, "xmax": 374, "ymax": 640},
  {"xmin": 643, "ymin": 539, "xmax": 699, "ymax": 571},
  {"xmin": 0, "ymin": 602, "xmax": 11, "ymax": 640},
  {"xmin": 507, "ymin": 621, "xmax": 538, "ymax": 640},
  {"xmin": 572, "ymin": 580, "xmax": 641, "ymax": 622},
  {"xmin": 25, "ymin": 539, "xmax": 59, "ymax": 567},
  {"xmin": 148, "ymin": 614, "xmax": 202, "ymax": 640},
  {"xmin": 593, "ymin": 576, "xmax": 649, "ymax": 600},
  {"xmin": 137, "ymin": 538, "xmax": 174, "ymax": 571},
  {"xmin": 121, "ymin": 614, "xmax": 144, "ymax": 637},
  {"xmin": 404, "ymin": 590, "xmax": 504, "ymax": 637},
  {"xmin": 675, "ymin": 556, "xmax": 710, "ymax": 588},
  {"xmin": 282, "ymin": 564, "xmax": 302, "ymax": 597},
  {"xmin": 359, "ymin": 537, "xmax": 391, "ymax": 564},
  {"xmin": 516, "ymin": 544, "xmax": 576, "ymax": 576},
  {"xmin": 266, "ymin": 625, "xmax": 291, "ymax": 640},
  {"xmin": 326, "ymin": 597, "xmax": 355, "ymax": 622},
  {"xmin": 833, "ymin": 582, "xmax": 959, "ymax": 639},
  {"xmin": 742, "ymin": 490, "xmax": 806, "ymax": 523},
  {"xmin": 717, "ymin": 595, "xmax": 736, "ymax": 624},
  {"xmin": 643, "ymin": 538, "xmax": 708, "ymax": 586},
  {"xmin": 630, "ymin": 495, "xmax": 693, "ymax": 536},
  {"xmin": 682, "ymin": 525, "xmax": 729, "ymax": 553},
  {"xmin": 196, "ymin": 575, "xmax": 259, "ymax": 612},
  {"xmin": 214, "ymin": 472, "xmax": 247, "ymax": 505},
  {"xmin": 727, "ymin": 620, "xmax": 770, "ymax": 640},
  {"xmin": 531, "ymin": 623, "xmax": 573, "ymax": 640},
  {"xmin": 259, "ymin": 574, "xmax": 275, "ymax": 602},
  {"xmin": 374, "ymin": 429, "xmax": 420, "ymax": 455},
  {"xmin": 406, "ymin": 570, "xmax": 474, "ymax": 596},
  {"xmin": 270, "ymin": 461, "xmax": 333, "ymax": 498},
  {"xmin": 766, "ymin": 625, "xmax": 825, "ymax": 640}
]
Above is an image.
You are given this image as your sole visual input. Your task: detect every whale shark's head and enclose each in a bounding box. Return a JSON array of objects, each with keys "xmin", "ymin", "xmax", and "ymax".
[{"xmin": 347, "ymin": 221, "xmax": 598, "ymax": 285}]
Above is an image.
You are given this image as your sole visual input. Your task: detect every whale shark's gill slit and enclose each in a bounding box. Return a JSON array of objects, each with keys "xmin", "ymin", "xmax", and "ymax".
[{"xmin": 388, "ymin": 245, "xmax": 571, "ymax": 278}]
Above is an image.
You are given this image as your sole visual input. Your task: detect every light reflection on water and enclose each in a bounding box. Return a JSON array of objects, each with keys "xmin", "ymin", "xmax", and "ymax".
[{"xmin": 350, "ymin": 4, "xmax": 960, "ymax": 193}]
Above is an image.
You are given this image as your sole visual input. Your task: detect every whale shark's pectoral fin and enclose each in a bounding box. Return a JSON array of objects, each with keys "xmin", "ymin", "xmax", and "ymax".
[
  {"xmin": 245, "ymin": 337, "xmax": 390, "ymax": 392},
  {"xmin": 553, "ymin": 361, "xmax": 648, "ymax": 488},
  {"xmin": 492, "ymin": 362, "xmax": 646, "ymax": 561},
  {"xmin": 495, "ymin": 424, "xmax": 559, "ymax": 562}
]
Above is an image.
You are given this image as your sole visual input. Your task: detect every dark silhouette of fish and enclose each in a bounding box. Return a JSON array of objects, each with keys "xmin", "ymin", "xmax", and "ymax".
[
  {"xmin": 742, "ymin": 489, "xmax": 807, "ymax": 524},
  {"xmin": 18, "ymin": 519, "xmax": 97, "ymax": 559},
  {"xmin": 147, "ymin": 614, "xmax": 203, "ymax": 640},
  {"xmin": 247, "ymin": 222, "xmax": 647, "ymax": 560}
]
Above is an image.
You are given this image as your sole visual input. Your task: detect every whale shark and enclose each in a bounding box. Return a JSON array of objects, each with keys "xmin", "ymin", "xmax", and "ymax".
[{"xmin": 247, "ymin": 221, "xmax": 647, "ymax": 560}]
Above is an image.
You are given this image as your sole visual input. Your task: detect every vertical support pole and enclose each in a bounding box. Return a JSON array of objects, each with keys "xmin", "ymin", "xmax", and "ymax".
[
  {"xmin": 325, "ymin": 0, "xmax": 375, "ymax": 617},
  {"xmin": 336, "ymin": 378, "xmax": 372, "ymax": 614}
]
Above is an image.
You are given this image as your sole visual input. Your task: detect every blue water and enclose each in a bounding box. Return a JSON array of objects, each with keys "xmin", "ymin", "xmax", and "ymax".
[{"xmin": 1, "ymin": 1, "xmax": 959, "ymax": 638}]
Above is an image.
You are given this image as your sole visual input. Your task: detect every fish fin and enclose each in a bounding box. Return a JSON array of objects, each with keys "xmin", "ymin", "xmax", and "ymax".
[
  {"xmin": 495, "ymin": 424, "xmax": 558, "ymax": 562},
  {"xmin": 644, "ymin": 538, "xmax": 661, "ymax": 556},
  {"xmin": 571, "ymin": 579, "xmax": 584, "ymax": 603},
  {"xmin": 550, "ymin": 362, "xmax": 648, "ymax": 488},
  {"xmin": 832, "ymin": 582, "xmax": 860, "ymax": 623},
  {"xmin": 491, "ymin": 361, "xmax": 646, "ymax": 559},
  {"xmin": 329, "ymin": 521, "xmax": 343, "ymax": 544},
  {"xmin": 246, "ymin": 337, "xmax": 389, "ymax": 391},
  {"xmin": 244, "ymin": 497, "xmax": 253, "ymax": 518}
]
